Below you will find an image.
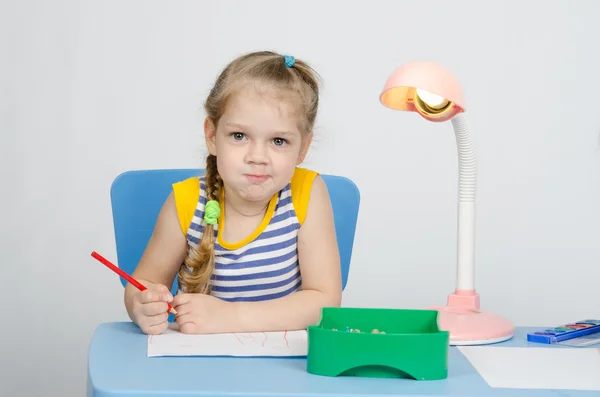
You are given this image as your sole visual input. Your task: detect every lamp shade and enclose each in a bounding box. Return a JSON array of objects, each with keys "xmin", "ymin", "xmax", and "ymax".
[{"xmin": 379, "ymin": 61, "xmax": 466, "ymax": 122}]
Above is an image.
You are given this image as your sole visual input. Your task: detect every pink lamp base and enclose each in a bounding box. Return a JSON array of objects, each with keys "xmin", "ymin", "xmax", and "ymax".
[{"xmin": 428, "ymin": 290, "xmax": 515, "ymax": 346}]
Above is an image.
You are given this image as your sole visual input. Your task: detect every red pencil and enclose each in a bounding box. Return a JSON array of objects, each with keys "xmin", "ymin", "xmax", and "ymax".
[{"xmin": 91, "ymin": 251, "xmax": 177, "ymax": 315}]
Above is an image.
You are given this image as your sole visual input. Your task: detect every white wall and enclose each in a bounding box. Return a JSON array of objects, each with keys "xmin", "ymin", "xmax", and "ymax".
[{"xmin": 2, "ymin": 0, "xmax": 599, "ymax": 396}]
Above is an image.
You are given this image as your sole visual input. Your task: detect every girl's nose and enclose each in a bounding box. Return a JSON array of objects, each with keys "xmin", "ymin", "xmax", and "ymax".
[{"xmin": 245, "ymin": 143, "xmax": 268, "ymax": 164}]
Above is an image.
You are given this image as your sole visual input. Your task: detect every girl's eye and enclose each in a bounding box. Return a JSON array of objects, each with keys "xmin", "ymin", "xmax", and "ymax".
[
  {"xmin": 273, "ymin": 138, "xmax": 287, "ymax": 147},
  {"xmin": 231, "ymin": 132, "xmax": 246, "ymax": 141}
]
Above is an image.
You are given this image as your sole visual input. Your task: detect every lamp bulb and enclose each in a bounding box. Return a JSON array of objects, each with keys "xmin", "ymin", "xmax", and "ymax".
[{"xmin": 416, "ymin": 88, "xmax": 448, "ymax": 110}]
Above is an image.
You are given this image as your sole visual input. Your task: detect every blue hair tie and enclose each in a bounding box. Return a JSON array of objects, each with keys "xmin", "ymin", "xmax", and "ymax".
[{"xmin": 283, "ymin": 55, "xmax": 295, "ymax": 68}]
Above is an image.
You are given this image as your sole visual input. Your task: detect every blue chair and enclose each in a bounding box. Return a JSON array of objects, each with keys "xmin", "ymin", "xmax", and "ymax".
[{"xmin": 109, "ymin": 169, "xmax": 360, "ymax": 294}]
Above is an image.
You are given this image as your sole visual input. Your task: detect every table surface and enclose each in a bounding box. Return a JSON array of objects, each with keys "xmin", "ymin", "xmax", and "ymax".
[{"xmin": 87, "ymin": 322, "xmax": 600, "ymax": 397}]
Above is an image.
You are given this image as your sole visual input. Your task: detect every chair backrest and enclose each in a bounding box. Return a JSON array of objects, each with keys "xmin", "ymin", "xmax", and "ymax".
[{"xmin": 109, "ymin": 169, "xmax": 360, "ymax": 294}]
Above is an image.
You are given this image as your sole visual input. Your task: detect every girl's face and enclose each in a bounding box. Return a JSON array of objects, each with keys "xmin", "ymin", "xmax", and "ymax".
[{"xmin": 205, "ymin": 85, "xmax": 312, "ymax": 205}]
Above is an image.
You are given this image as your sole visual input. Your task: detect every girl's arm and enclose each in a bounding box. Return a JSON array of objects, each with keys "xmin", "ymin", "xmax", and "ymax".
[
  {"xmin": 124, "ymin": 192, "xmax": 188, "ymax": 320},
  {"xmin": 229, "ymin": 175, "xmax": 343, "ymax": 332}
]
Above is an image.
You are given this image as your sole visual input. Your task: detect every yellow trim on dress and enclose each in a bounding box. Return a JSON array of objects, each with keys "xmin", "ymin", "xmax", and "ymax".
[
  {"xmin": 172, "ymin": 176, "xmax": 200, "ymax": 235},
  {"xmin": 216, "ymin": 190, "xmax": 278, "ymax": 250},
  {"xmin": 291, "ymin": 167, "xmax": 318, "ymax": 225}
]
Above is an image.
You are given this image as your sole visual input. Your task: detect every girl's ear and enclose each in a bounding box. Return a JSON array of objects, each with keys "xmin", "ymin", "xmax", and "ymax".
[
  {"xmin": 204, "ymin": 118, "xmax": 217, "ymax": 156},
  {"xmin": 296, "ymin": 132, "xmax": 313, "ymax": 165}
]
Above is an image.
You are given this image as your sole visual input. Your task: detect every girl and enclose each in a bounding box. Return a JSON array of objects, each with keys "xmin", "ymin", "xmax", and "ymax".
[{"xmin": 124, "ymin": 51, "xmax": 342, "ymax": 335}]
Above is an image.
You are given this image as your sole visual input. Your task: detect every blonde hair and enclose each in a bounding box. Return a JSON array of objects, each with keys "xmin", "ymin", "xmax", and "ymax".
[{"xmin": 177, "ymin": 50, "xmax": 321, "ymax": 294}]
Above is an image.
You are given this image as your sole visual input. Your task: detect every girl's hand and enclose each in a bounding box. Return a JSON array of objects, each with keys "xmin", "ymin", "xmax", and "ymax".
[
  {"xmin": 131, "ymin": 283, "xmax": 173, "ymax": 335},
  {"xmin": 172, "ymin": 293, "xmax": 234, "ymax": 334}
]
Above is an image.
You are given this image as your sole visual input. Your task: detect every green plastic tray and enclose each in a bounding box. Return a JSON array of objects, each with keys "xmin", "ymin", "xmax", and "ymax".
[{"xmin": 306, "ymin": 307, "xmax": 449, "ymax": 380}]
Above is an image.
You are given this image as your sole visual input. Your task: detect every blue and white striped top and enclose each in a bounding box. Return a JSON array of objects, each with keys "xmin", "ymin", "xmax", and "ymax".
[{"xmin": 172, "ymin": 167, "xmax": 318, "ymax": 302}]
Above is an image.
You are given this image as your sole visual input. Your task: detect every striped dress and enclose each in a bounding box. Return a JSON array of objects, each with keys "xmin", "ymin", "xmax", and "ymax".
[{"xmin": 172, "ymin": 167, "xmax": 318, "ymax": 302}]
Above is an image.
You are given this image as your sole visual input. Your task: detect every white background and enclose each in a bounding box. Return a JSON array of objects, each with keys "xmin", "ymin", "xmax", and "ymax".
[{"xmin": 2, "ymin": 1, "xmax": 599, "ymax": 396}]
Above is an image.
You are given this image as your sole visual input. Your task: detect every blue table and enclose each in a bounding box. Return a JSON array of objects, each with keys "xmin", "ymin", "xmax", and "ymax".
[{"xmin": 87, "ymin": 322, "xmax": 598, "ymax": 397}]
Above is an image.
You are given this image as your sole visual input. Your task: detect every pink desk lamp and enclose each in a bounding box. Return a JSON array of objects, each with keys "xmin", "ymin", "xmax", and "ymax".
[{"xmin": 379, "ymin": 61, "xmax": 514, "ymax": 345}]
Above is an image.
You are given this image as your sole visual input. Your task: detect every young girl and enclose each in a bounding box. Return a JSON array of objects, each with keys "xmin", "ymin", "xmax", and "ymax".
[{"xmin": 124, "ymin": 51, "xmax": 342, "ymax": 335}]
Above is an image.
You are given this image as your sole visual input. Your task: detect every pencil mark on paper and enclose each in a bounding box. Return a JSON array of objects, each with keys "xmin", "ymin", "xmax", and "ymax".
[{"xmin": 234, "ymin": 333, "xmax": 244, "ymax": 345}]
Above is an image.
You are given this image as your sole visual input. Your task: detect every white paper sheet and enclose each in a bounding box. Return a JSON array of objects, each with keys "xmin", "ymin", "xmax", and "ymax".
[
  {"xmin": 458, "ymin": 346, "xmax": 600, "ymax": 391},
  {"xmin": 147, "ymin": 324, "xmax": 308, "ymax": 357}
]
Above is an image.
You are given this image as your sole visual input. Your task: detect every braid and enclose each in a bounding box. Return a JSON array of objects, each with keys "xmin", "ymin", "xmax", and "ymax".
[
  {"xmin": 206, "ymin": 155, "xmax": 222, "ymax": 201},
  {"xmin": 178, "ymin": 154, "xmax": 222, "ymax": 294}
]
